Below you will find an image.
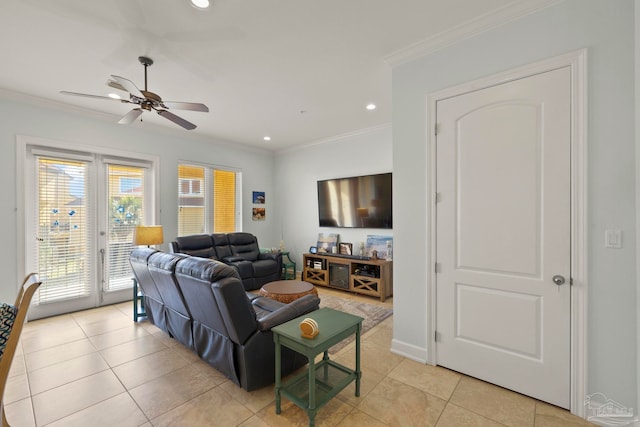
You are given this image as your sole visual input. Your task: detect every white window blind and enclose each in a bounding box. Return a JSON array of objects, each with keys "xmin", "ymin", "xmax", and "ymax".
[
  {"xmin": 35, "ymin": 157, "xmax": 93, "ymax": 303},
  {"xmin": 106, "ymin": 164, "xmax": 146, "ymax": 292},
  {"xmin": 213, "ymin": 169, "xmax": 236, "ymax": 233}
]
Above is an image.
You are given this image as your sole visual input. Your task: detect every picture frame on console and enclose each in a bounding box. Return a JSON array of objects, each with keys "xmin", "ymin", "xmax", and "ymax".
[
  {"xmin": 339, "ymin": 242, "xmax": 353, "ymax": 255},
  {"xmin": 365, "ymin": 235, "xmax": 393, "ymax": 259},
  {"xmin": 316, "ymin": 232, "xmax": 338, "ymax": 254}
]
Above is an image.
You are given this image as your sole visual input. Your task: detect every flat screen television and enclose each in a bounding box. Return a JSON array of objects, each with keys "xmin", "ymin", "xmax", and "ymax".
[{"xmin": 317, "ymin": 172, "xmax": 392, "ymax": 229}]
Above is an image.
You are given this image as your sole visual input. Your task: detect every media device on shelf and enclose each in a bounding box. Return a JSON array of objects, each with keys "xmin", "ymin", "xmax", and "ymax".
[{"xmin": 317, "ymin": 172, "xmax": 392, "ymax": 229}]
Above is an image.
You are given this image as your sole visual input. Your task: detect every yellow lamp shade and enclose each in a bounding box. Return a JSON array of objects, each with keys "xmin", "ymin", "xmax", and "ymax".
[{"xmin": 133, "ymin": 225, "xmax": 164, "ymax": 246}]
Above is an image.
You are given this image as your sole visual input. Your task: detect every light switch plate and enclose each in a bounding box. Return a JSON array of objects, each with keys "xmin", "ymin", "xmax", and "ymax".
[{"xmin": 605, "ymin": 229, "xmax": 622, "ymax": 249}]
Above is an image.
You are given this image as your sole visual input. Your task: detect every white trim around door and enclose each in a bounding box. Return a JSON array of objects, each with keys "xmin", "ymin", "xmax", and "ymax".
[{"xmin": 425, "ymin": 48, "xmax": 587, "ymax": 417}]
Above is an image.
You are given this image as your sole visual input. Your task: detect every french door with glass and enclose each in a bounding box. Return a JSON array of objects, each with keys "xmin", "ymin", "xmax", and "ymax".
[{"xmin": 23, "ymin": 144, "xmax": 156, "ymax": 319}]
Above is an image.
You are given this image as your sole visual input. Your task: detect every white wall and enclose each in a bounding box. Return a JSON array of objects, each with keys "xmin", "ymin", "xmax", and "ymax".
[
  {"xmin": 0, "ymin": 94, "xmax": 277, "ymax": 303},
  {"xmin": 634, "ymin": 0, "xmax": 640, "ymax": 414},
  {"xmin": 273, "ymin": 125, "xmax": 393, "ymax": 269},
  {"xmin": 392, "ymin": 0, "xmax": 637, "ymax": 411},
  {"xmin": 636, "ymin": 0, "xmax": 640, "ymax": 416}
]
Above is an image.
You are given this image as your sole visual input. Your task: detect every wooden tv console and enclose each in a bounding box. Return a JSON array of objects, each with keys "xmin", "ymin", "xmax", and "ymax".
[{"xmin": 302, "ymin": 253, "xmax": 393, "ymax": 302}]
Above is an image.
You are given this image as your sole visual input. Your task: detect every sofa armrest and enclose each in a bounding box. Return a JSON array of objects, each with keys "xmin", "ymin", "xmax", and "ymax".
[
  {"xmin": 258, "ymin": 252, "xmax": 282, "ymax": 262},
  {"xmin": 223, "ymin": 256, "xmax": 246, "ymax": 263},
  {"xmin": 256, "ymin": 294, "xmax": 320, "ymax": 331},
  {"xmin": 222, "ymin": 258, "xmax": 253, "ymax": 279},
  {"xmin": 252, "ymin": 296, "xmax": 285, "ymax": 312}
]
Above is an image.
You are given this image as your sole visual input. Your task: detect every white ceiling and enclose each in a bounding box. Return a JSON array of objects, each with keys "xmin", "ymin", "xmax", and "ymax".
[{"xmin": 1, "ymin": 0, "xmax": 550, "ymax": 151}]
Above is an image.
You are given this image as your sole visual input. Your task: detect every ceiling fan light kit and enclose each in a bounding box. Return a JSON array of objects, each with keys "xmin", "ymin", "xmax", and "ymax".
[{"xmin": 61, "ymin": 56, "xmax": 209, "ymax": 130}]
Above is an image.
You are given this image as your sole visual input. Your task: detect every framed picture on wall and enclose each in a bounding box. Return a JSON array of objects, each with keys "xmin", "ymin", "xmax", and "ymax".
[
  {"xmin": 252, "ymin": 191, "xmax": 265, "ymax": 204},
  {"xmin": 252, "ymin": 207, "xmax": 265, "ymax": 220}
]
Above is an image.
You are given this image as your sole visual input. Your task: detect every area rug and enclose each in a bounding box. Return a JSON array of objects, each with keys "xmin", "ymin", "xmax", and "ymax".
[{"xmin": 318, "ymin": 294, "xmax": 393, "ymax": 353}]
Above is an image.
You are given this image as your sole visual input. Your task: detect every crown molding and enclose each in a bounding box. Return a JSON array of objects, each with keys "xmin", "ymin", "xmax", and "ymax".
[
  {"xmin": 384, "ymin": 0, "xmax": 563, "ymax": 68},
  {"xmin": 0, "ymin": 86, "xmax": 119, "ymax": 121},
  {"xmin": 276, "ymin": 122, "xmax": 392, "ymax": 154}
]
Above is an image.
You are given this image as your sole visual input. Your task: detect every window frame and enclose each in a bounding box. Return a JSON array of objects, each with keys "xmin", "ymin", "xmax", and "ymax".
[{"xmin": 177, "ymin": 161, "xmax": 242, "ymax": 235}]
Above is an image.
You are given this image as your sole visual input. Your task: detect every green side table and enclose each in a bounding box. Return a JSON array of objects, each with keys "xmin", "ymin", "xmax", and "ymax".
[
  {"xmin": 132, "ymin": 277, "xmax": 146, "ymax": 322},
  {"xmin": 272, "ymin": 308, "xmax": 363, "ymax": 427},
  {"xmin": 281, "ymin": 251, "xmax": 296, "ymax": 279}
]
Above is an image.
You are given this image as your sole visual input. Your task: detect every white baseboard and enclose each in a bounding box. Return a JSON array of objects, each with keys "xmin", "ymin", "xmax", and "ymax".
[{"xmin": 390, "ymin": 338, "xmax": 430, "ymax": 364}]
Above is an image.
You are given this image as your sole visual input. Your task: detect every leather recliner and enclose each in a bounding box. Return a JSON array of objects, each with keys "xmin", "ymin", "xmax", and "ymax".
[
  {"xmin": 147, "ymin": 251, "xmax": 192, "ymax": 348},
  {"xmin": 129, "ymin": 248, "xmax": 168, "ymax": 332},
  {"xmin": 169, "ymin": 232, "xmax": 282, "ymax": 291},
  {"xmin": 129, "ymin": 248, "xmax": 320, "ymax": 391}
]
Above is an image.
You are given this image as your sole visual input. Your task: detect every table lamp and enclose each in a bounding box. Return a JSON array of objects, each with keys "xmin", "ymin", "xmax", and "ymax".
[{"xmin": 133, "ymin": 225, "xmax": 164, "ymax": 247}]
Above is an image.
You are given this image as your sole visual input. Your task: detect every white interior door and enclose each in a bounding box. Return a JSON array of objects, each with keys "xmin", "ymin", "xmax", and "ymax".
[{"xmin": 435, "ymin": 66, "xmax": 571, "ymax": 408}]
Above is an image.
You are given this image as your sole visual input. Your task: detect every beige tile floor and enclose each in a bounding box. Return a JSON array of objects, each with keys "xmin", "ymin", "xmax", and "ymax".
[{"xmin": 5, "ymin": 288, "xmax": 594, "ymax": 427}]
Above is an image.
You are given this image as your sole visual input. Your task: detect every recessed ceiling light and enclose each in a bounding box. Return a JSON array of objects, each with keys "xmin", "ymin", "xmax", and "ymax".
[
  {"xmin": 108, "ymin": 93, "xmax": 121, "ymax": 99},
  {"xmin": 263, "ymin": 136, "xmax": 271, "ymax": 141},
  {"xmin": 190, "ymin": 0, "xmax": 210, "ymax": 10},
  {"xmin": 366, "ymin": 103, "xmax": 376, "ymax": 111}
]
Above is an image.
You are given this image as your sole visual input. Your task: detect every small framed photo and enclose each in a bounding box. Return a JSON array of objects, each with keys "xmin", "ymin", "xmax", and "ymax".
[
  {"xmin": 252, "ymin": 191, "xmax": 265, "ymax": 204},
  {"xmin": 339, "ymin": 242, "xmax": 353, "ymax": 255},
  {"xmin": 252, "ymin": 207, "xmax": 265, "ymax": 221},
  {"xmin": 309, "ymin": 246, "xmax": 318, "ymax": 254}
]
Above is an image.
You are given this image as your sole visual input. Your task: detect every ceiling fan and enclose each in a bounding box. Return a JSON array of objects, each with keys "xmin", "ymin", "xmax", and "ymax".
[{"xmin": 61, "ymin": 56, "xmax": 209, "ymax": 130}]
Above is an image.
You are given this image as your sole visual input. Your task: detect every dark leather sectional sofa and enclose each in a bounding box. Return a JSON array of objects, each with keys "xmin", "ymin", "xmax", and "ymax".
[
  {"xmin": 129, "ymin": 247, "xmax": 320, "ymax": 391},
  {"xmin": 170, "ymin": 232, "xmax": 281, "ymax": 291}
]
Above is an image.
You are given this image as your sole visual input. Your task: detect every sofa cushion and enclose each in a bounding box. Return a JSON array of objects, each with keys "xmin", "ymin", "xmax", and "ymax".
[
  {"xmin": 224, "ymin": 259, "xmax": 253, "ymax": 279},
  {"xmin": 148, "ymin": 252, "xmax": 189, "ymax": 315},
  {"xmin": 212, "ymin": 234, "xmax": 232, "ymax": 259},
  {"xmin": 174, "ymin": 234, "xmax": 217, "ymax": 259},
  {"xmin": 252, "ymin": 259, "xmax": 280, "ymax": 278},
  {"xmin": 227, "ymin": 232, "xmax": 260, "ymax": 262},
  {"xmin": 176, "ymin": 255, "xmax": 240, "ymax": 282}
]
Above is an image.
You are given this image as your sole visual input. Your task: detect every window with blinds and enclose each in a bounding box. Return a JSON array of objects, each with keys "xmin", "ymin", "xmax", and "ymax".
[
  {"xmin": 36, "ymin": 157, "xmax": 92, "ymax": 303},
  {"xmin": 106, "ymin": 164, "xmax": 145, "ymax": 292},
  {"xmin": 213, "ymin": 169, "xmax": 236, "ymax": 233},
  {"xmin": 178, "ymin": 164, "xmax": 238, "ymax": 235}
]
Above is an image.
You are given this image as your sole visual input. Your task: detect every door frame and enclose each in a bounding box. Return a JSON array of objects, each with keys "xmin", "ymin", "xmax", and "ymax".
[
  {"xmin": 425, "ymin": 49, "xmax": 587, "ymax": 416},
  {"xmin": 16, "ymin": 134, "xmax": 161, "ymax": 317}
]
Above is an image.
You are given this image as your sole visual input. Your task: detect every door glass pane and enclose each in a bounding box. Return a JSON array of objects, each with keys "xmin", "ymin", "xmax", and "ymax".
[
  {"xmin": 106, "ymin": 164, "xmax": 145, "ymax": 292},
  {"xmin": 36, "ymin": 157, "xmax": 92, "ymax": 303}
]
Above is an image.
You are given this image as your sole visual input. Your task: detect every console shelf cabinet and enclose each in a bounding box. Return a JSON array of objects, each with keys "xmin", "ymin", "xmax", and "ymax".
[{"xmin": 303, "ymin": 253, "xmax": 393, "ymax": 302}]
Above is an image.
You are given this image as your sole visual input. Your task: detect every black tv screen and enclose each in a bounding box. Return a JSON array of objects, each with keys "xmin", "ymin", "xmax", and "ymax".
[{"xmin": 317, "ymin": 172, "xmax": 392, "ymax": 229}]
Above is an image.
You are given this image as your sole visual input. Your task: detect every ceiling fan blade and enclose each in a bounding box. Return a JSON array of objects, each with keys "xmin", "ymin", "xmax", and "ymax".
[
  {"xmin": 60, "ymin": 90, "xmax": 126, "ymax": 102},
  {"xmin": 118, "ymin": 108, "xmax": 143, "ymax": 125},
  {"xmin": 157, "ymin": 110, "xmax": 196, "ymax": 130},
  {"xmin": 162, "ymin": 101, "xmax": 209, "ymax": 112},
  {"xmin": 107, "ymin": 79, "xmax": 128, "ymax": 92},
  {"xmin": 110, "ymin": 75, "xmax": 144, "ymax": 98}
]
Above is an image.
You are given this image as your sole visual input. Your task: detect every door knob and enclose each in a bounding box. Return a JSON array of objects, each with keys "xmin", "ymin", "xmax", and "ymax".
[{"xmin": 552, "ymin": 275, "xmax": 566, "ymax": 286}]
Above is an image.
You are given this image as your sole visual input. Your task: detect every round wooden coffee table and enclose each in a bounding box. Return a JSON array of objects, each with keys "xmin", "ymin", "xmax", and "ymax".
[{"xmin": 259, "ymin": 280, "xmax": 318, "ymax": 303}]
